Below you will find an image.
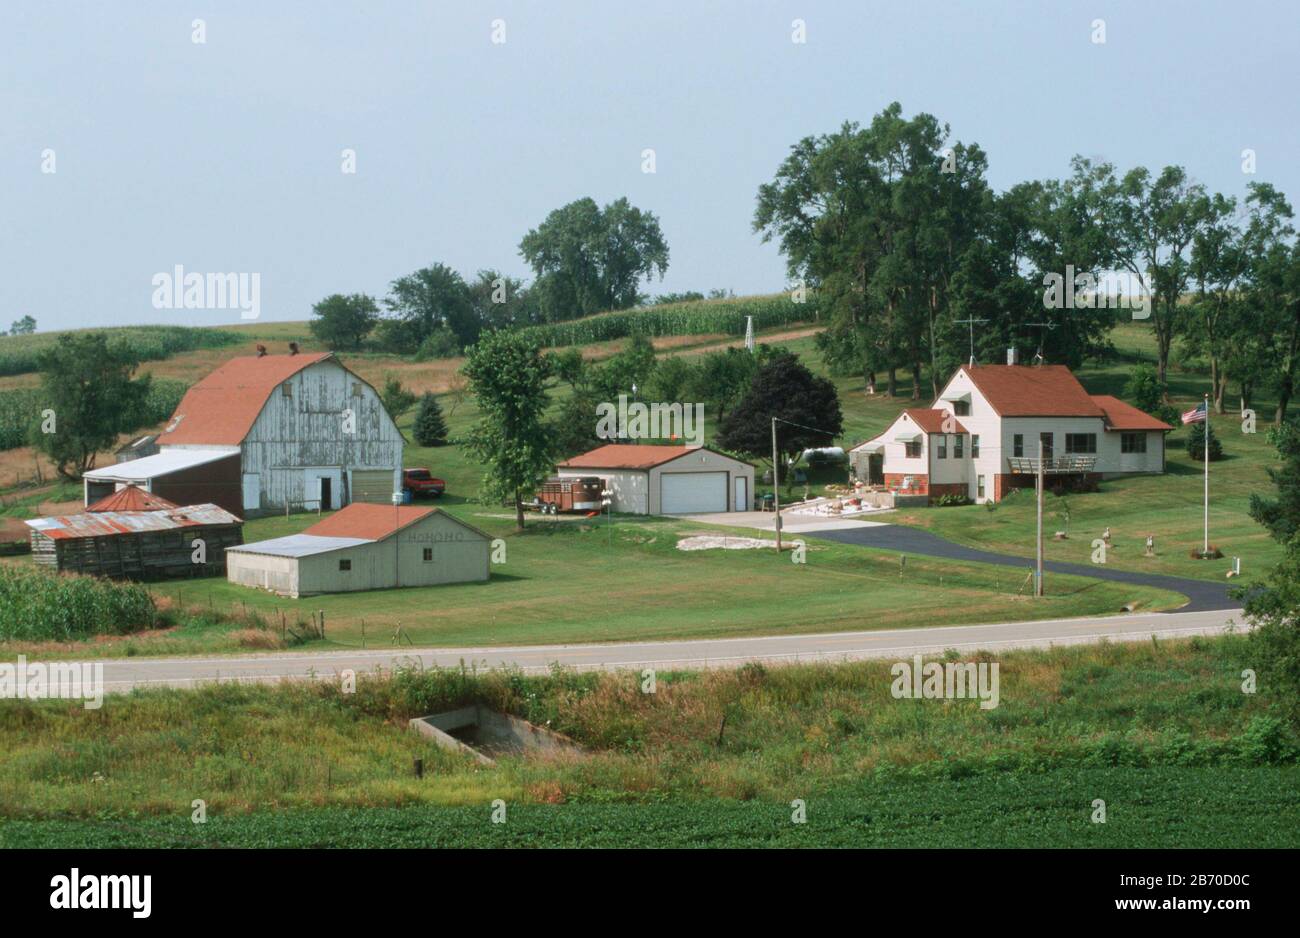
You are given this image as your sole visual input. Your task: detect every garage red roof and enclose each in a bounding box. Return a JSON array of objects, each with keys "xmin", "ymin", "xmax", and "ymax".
[
  {"xmin": 156, "ymin": 352, "xmax": 334, "ymax": 445},
  {"xmin": 902, "ymin": 408, "xmax": 968, "ymax": 434},
  {"xmin": 85, "ymin": 484, "xmax": 179, "ymax": 513},
  {"xmin": 961, "ymin": 365, "xmax": 1105, "ymax": 417},
  {"xmin": 558, "ymin": 444, "xmax": 707, "ymax": 470},
  {"xmin": 1090, "ymin": 395, "xmax": 1174, "ymax": 431},
  {"xmin": 302, "ymin": 503, "xmax": 434, "ymax": 541}
]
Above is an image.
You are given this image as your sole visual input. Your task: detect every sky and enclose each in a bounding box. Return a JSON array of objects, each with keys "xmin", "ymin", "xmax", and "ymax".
[{"xmin": 2, "ymin": 0, "xmax": 1297, "ymax": 332}]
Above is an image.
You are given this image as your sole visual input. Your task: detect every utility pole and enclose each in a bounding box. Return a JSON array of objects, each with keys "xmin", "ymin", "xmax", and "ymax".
[
  {"xmin": 771, "ymin": 417, "xmax": 781, "ymax": 552},
  {"xmin": 1035, "ymin": 439, "xmax": 1044, "ymax": 597},
  {"xmin": 953, "ymin": 317, "xmax": 989, "ymax": 366},
  {"xmin": 1203, "ymin": 393, "xmax": 1210, "ymax": 555},
  {"xmin": 391, "ymin": 489, "xmax": 403, "ymax": 588}
]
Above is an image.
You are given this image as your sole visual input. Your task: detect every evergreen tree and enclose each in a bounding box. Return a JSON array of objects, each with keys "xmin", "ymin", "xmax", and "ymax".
[
  {"xmin": 1186, "ymin": 420, "xmax": 1223, "ymax": 461},
  {"xmin": 413, "ymin": 392, "xmax": 449, "ymax": 447}
]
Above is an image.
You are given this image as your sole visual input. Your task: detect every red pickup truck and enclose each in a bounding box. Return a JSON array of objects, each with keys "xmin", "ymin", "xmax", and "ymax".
[{"xmin": 402, "ymin": 468, "xmax": 446, "ymax": 498}]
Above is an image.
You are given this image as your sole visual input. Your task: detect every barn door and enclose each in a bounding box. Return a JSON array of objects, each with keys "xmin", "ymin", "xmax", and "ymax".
[{"xmin": 242, "ymin": 474, "xmax": 260, "ymax": 511}]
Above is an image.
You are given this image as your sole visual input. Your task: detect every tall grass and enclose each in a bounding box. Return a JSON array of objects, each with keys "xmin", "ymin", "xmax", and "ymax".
[
  {"xmin": 519, "ymin": 293, "xmax": 823, "ymax": 348},
  {"xmin": 0, "ymin": 566, "xmax": 160, "ymax": 641}
]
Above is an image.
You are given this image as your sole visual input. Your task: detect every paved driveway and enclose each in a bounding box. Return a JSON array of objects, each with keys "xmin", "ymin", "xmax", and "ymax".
[
  {"xmin": 678, "ymin": 512, "xmax": 1235, "ymax": 612},
  {"xmin": 812, "ymin": 525, "xmax": 1235, "ymax": 612}
]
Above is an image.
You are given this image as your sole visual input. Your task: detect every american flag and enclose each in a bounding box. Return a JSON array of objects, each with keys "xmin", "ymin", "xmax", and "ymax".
[{"xmin": 1181, "ymin": 401, "xmax": 1207, "ymax": 425}]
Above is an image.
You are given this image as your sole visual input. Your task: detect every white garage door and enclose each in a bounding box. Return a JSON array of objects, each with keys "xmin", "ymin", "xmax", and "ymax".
[{"xmin": 661, "ymin": 472, "xmax": 728, "ymax": 514}]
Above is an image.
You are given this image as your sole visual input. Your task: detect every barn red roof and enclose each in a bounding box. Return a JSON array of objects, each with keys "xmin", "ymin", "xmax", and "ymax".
[
  {"xmin": 156, "ymin": 352, "xmax": 334, "ymax": 445},
  {"xmin": 85, "ymin": 484, "xmax": 179, "ymax": 513},
  {"xmin": 558, "ymin": 444, "xmax": 707, "ymax": 470},
  {"xmin": 902, "ymin": 408, "xmax": 969, "ymax": 434},
  {"xmin": 1089, "ymin": 395, "xmax": 1174, "ymax": 431},
  {"xmin": 961, "ymin": 365, "xmax": 1105, "ymax": 417},
  {"xmin": 302, "ymin": 503, "xmax": 434, "ymax": 541}
]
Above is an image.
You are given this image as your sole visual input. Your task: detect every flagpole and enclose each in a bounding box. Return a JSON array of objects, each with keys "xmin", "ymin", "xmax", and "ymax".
[{"xmin": 1203, "ymin": 393, "xmax": 1209, "ymax": 555}]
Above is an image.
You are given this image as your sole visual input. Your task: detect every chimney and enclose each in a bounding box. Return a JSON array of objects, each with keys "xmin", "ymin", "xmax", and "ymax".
[
  {"xmin": 288, "ymin": 342, "xmax": 299, "ymax": 356},
  {"xmin": 1006, "ymin": 347, "xmax": 1019, "ymax": 366}
]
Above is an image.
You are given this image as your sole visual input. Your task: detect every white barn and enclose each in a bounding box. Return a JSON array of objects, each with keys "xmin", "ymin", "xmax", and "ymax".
[
  {"xmin": 151, "ymin": 350, "xmax": 404, "ymax": 516},
  {"xmin": 556, "ymin": 444, "xmax": 755, "ymax": 514},
  {"xmin": 850, "ymin": 361, "xmax": 1173, "ymax": 504}
]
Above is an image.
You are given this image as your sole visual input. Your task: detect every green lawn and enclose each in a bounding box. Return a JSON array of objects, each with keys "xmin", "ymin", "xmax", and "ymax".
[{"xmin": 127, "ymin": 505, "xmax": 1179, "ymax": 658}]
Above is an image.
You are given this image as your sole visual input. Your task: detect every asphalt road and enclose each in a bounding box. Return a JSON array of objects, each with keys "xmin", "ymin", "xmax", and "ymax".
[
  {"xmin": 87, "ymin": 607, "xmax": 1244, "ymax": 694},
  {"xmin": 811, "ymin": 525, "xmax": 1237, "ymax": 612}
]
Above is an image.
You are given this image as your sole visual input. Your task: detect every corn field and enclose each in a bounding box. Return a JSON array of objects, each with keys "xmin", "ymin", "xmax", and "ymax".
[
  {"xmin": 0, "ymin": 565, "xmax": 160, "ymax": 641},
  {"xmin": 519, "ymin": 292, "xmax": 823, "ymax": 349},
  {"xmin": 0, "ymin": 325, "xmax": 240, "ymax": 378},
  {"xmin": 0, "ymin": 378, "xmax": 188, "ymax": 451}
]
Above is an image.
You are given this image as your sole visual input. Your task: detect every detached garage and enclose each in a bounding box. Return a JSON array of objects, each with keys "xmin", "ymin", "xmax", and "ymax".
[
  {"xmin": 556, "ymin": 444, "xmax": 754, "ymax": 515},
  {"xmin": 226, "ymin": 503, "xmax": 490, "ymax": 597}
]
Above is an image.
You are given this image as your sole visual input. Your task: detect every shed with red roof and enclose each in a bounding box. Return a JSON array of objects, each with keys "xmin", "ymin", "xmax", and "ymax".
[{"xmin": 224, "ymin": 502, "xmax": 490, "ymax": 597}]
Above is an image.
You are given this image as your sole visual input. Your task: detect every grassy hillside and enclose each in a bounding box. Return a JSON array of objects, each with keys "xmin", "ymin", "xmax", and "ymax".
[{"xmin": 0, "ymin": 635, "xmax": 1294, "ymax": 847}]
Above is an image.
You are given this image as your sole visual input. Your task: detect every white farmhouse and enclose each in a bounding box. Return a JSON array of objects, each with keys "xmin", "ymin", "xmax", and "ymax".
[
  {"xmin": 850, "ymin": 359, "xmax": 1172, "ymax": 504},
  {"xmin": 88, "ymin": 350, "xmax": 404, "ymax": 517}
]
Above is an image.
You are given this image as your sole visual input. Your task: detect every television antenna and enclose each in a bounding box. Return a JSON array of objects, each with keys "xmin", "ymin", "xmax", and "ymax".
[
  {"xmin": 1025, "ymin": 321, "xmax": 1057, "ymax": 365},
  {"xmin": 953, "ymin": 317, "xmax": 989, "ymax": 366}
]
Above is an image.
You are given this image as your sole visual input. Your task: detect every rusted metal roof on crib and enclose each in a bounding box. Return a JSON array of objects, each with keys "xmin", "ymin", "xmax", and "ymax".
[{"xmin": 23, "ymin": 504, "xmax": 243, "ymax": 540}]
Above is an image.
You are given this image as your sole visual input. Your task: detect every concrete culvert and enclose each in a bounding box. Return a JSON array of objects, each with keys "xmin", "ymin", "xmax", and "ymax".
[{"xmin": 409, "ymin": 705, "xmax": 584, "ymax": 766}]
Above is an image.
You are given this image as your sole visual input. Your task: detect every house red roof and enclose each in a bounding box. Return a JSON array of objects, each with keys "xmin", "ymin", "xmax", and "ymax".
[
  {"xmin": 558, "ymin": 444, "xmax": 705, "ymax": 470},
  {"xmin": 902, "ymin": 408, "xmax": 968, "ymax": 434},
  {"xmin": 85, "ymin": 484, "xmax": 179, "ymax": 513},
  {"xmin": 961, "ymin": 365, "xmax": 1105, "ymax": 417},
  {"xmin": 1090, "ymin": 395, "xmax": 1174, "ymax": 431},
  {"xmin": 301, "ymin": 502, "xmax": 434, "ymax": 541},
  {"xmin": 156, "ymin": 352, "xmax": 334, "ymax": 445}
]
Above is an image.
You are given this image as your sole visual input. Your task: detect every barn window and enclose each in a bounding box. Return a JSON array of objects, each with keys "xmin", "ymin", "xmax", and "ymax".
[
  {"xmin": 351, "ymin": 381, "xmax": 362, "ymax": 397},
  {"xmin": 422, "ymin": 548, "xmax": 433, "ymax": 562},
  {"xmin": 282, "ymin": 382, "xmax": 292, "ymax": 398},
  {"xmin": 338, "ymin": 559, "xmax": 351, "ymax": 571}
]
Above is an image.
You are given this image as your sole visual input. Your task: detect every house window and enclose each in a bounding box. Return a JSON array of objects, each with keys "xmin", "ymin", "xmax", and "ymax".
[
  {"xmin": 954, "ymin": 435, "xmax": 964, "ymax": 459},
  {"xmin": 282, "ymin": 382, "xmax": 293, "ymax": 398},
  {"xmin": 338, "ymin": 559, "xmax": 351, "ymax": 571},
  {"xmin": 1065, "ymin": 433, "xmax": 1096, "ymax": 454},
  {"xmin": 1121, "ymin": 432, "xmax": 1147, "ymax": 454},
  {"xmin": 953, "ymin": 400, "xmax": 970, "ymax": 416},
  {"xmin": 936, "ymin": 436, "xmax": 947, "ymax": 459},
  {"xmin": 1039, "ymin": 432, "xmax": 1054, "ymax": 459},
  {"xmin": 971, "ymin": 434, "xmax": 980, "ymax": 458},
  {"xmin": 1013, "ymin": 434, "xmax": 1024, "ymax": 458},
  {"xmin": 977, "ymin": 475, "xmax": 986, "ymax": 499},
  {"xmin": 904, "ymin": 440, "xmax": 922, "ymax": 458},
  {"xmin": 422, "ymin": 547, "xmax": 433, "ymax": 562}
]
